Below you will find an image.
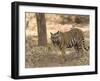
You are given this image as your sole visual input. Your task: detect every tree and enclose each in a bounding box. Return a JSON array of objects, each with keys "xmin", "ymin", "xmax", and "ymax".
[{"xmin": 36, "ymin": 13, "xmax": 47, "ymax": 46}]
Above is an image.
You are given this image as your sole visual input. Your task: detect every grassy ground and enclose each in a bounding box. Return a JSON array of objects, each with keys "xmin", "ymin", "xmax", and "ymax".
[{"xmin": 25, "ymin": 39, "xmax": 89, "ymax": 68}]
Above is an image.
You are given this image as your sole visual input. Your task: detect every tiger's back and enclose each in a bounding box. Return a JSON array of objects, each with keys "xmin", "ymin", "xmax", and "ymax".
[{"xmin": 62, "ymin": 28, "xmax": 84, "ymax": 48}]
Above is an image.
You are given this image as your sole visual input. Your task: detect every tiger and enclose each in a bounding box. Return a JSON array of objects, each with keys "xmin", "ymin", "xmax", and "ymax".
[{"xmin": 50, "ymin": 28, "xmax": 89, "ymax": 62}]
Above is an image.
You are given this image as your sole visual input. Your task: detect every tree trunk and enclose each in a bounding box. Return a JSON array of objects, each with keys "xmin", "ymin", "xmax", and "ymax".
[{"xmin": 36, "ymin": 13, "xmax": 47, "ymax": 46}]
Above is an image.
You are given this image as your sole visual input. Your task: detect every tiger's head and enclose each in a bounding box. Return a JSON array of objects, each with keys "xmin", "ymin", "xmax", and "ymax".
[{"xmin": 50, "ymin": 31, "xmax": 61, "ymax": 46}]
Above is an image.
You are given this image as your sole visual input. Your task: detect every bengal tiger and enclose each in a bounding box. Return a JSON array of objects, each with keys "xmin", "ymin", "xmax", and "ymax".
[{"xmin": 50, "ymin": 28, "xmax": 89, "ymax": 62}]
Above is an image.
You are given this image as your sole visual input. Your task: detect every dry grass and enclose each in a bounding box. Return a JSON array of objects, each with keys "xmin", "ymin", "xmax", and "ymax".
[
  {"xmin": 25, "ymin": 36, "xmax": 89, "ymax": 68},
  {"xmin": 25, "ymin": 46, "xmax": 89, "ymax": 68}
]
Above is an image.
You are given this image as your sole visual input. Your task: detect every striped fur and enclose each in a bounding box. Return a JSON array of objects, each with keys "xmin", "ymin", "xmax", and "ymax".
[{"xmin": 50, "ymin": 28, "xmax": 89, "ymax": 60}]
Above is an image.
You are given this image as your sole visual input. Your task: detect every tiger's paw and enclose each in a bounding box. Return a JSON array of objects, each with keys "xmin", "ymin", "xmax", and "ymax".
[{"xmin": 60, "ymin": 59, "xmax": 65, "ymax": 64}]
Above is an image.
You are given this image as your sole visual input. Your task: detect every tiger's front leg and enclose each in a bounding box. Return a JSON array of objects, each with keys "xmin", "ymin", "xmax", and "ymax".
[{"xmin": 59, "ymin": 47, "xmax": 66, "ymax": 63}]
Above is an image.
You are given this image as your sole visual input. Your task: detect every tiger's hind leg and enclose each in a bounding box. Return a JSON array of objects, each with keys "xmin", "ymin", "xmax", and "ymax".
[{"xmin": 74, "ymin": 44, "xmax": 84, "ymax": 58}]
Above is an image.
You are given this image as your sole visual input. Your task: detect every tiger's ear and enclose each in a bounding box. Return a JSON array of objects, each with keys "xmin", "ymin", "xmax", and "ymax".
[
  {"xmin": 50, "ymin": 32, "xmax": 53, "ymax": 35},
  {"xmin": 57, "ymin": 31, "xmax": 60, "ymax": 34}
]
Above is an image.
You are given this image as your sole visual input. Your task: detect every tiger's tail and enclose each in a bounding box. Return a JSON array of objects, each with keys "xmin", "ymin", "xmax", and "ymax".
[{"xmin": 82, "ymin": 40, "xmax": 89, "ymax": 51}]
